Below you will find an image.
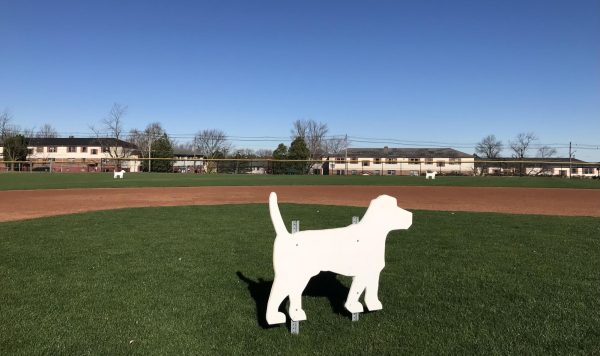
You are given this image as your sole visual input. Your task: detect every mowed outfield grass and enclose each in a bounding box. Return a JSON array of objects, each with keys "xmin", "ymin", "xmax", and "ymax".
[
  {"xmin": 0, "ymin": 172, "xmax": 599, "ymax": 190},
  {"xmin": 1, "ymin": 204, "xmax": 599, "ymax": 354}
]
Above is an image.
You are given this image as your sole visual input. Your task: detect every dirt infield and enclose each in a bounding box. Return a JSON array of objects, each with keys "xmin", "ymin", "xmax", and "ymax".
[{"xmin": 0, "ymin": 185, "xmax": 598, "ymax": 222}]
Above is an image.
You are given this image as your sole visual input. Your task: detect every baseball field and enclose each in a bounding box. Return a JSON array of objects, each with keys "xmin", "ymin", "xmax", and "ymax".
[{"xmin": 0, "ymin": 173, "xmax": 599, "ymax": 354}]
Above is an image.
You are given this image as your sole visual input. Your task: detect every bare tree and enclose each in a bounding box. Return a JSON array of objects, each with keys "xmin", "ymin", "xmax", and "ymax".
[
  {"xmin": 173, "ymin": 141, "xmax": 196, "ymax": 155},
  {"xmin": 510, "ymin": 132, "xmax": 537, "ymax": 159},
  {"xmin": 90, "ymin": 103, "xmax": 132, "ymax": 169},
  {"xmin": 323, "ymin": 135, "xmax": 348, "ymax": 156},
  {"xmin": 290, "ymin": 119, "xmax": 328, "ymax": 162},
  {"xmin": 475, "ymin": 134, "xmax": 503, "ymax": 158},
  {"xmin": 193, "ymin": 129, "xmax": 231, "ymax": 173},
  {"xmin": 255, "ymin": 149, "xmax": 273, "ymax": 158},
  {"xmin": 0, "ymin": 108, "xmax": 14, "ymax": 141},
  {"xmin": 0, "ymin": 110, "xmax": 35, "ymax": 170},
  {"xmin": 534, "ymin": 145, "xmax": 558, "ymax": 176},
  {"xmin": 537, "ymin": 145, "xmax": 557, "ymax": 159},
  {"xmin": 510, "ymin": 132, "xmax": 537, "ymax": 176},
  {"xmin": 36, "ymin": 124, "xmax": 58, "ymax": 138}
]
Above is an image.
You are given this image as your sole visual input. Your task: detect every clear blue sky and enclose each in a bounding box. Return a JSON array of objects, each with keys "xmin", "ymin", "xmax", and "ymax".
[{"xmin": 1, "ymin": 0, "xmax": 599, "ymax": 160}]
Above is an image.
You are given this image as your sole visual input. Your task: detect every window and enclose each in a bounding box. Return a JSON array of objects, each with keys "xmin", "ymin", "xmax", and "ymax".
[
  {"xmin": 91, "ymin": 149, "xmax": 98, "ymax": 155},
  {"xmin": 409, "ymin": 158, "xmax": 420, "ymax": 164},
  {"xmin": 374, "ymin": 158, "xmax": 381, "ymax": 164},
  {"xmin": 27, "ymin": 148, "xmax": 33, "ymax": 154},
  {"xmin": 437, "ymin": 161, "xmax": 445, "ymax": 167},
  {"xmin": 583, "ymin": 168, "xmax": 593, "ymax": 174},
  {"xmin": 81, "ymin": 146, "xmax": 88, "ymax": 153},
  {"xmin": 571, "ymin": 168, "xmax": 578, "ymax": 174},
  {"xmin": 67, "ymin": 146, "xmax": 76, "ymax": 153},
  {"xmin": 387, "ymin": 170, "xmax": 396, "ymax": 175},
  {"xmin": 335, "ymin": 157, "xmax": 345, "ymax": 163},
  {"xmin": 48, "ymin": 146, "xmax": 57, "ymax": 153},
  {"xmin": 36, "ymin": 147, "xmax": 44, "ymax": 153},
  {"xmin": 350, "ymin": 157, "xmax": 358, "ymax": 164},
  {"xmin": 386, "ymin": 158, "xmax": 397, "ymax": 164},
  {"xmin": 374, "ymin": 170, "xmax": 381, "ymax": 175},
  {"xmin": 102, "ymin": 146, "xmax": 109, "ymax": 153},
  {"xmin": 449, "ymin": 158, "xmax": 461, "ymax": 165},
  {"xmin": 351, "ymin": 170, "xmax": 358, "ymax": 175},
  {"xmin": 362, "ymin": 160, "xmax": 370, "ymax": 167},
  {"xmin": 425, "ymin": 158, "xmax": 433, "ymax": 165}
]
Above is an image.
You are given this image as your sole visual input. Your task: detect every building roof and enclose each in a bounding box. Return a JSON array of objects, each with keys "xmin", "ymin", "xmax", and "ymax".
[
  {"xmin": 26, "ymin": 137, "xmax": 137, "ymax": 149},
  {"xmin": 475, "ymin": 157, "xmax": 585, "ymax": 163},
  {"xmin": 333, "ymin": 147, "xmax": 473, "ymax": 159},
  {"xmin": 475, "ymin": 157, "xmax": 599, "ymax": 167}
]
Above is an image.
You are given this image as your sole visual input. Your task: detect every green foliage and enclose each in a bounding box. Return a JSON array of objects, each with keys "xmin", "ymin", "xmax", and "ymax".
[
  {"xmin": 272, "ymin": 143, "xmax": 288, "ymax": 174},
  {"xmin": 2, "ymin": 134, "xmax": 28, "ymax": 171},
  {"xmin": 271, "ymin": 138, "xmax": 310, "ymax": 174},
  {"xmin": 219, "ymin": 150, "xmax": 259, "ymax": 174},
  {"xmin": 287, "ymin": 136, "xmax": 310, "ymax": 174},
  {"xmin": 288, "ymin": 136, "xmax": 309, "ymax": 160},
  {"xmin": 272, "ymin": 143, "xmax": 287, "ymax": 159},
  {"xmin": 0, "ymin": 205, "xmax": 599, "ymax": 354},
  {"xmin": 142, "ymin": 134, "xmax": 173, "ymax": 172}
]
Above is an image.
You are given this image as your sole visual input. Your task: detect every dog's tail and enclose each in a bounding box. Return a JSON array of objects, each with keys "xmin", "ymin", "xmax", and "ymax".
[{"xmin": 269, "ymin": 192, "xmax": 288, "ymax": 236}]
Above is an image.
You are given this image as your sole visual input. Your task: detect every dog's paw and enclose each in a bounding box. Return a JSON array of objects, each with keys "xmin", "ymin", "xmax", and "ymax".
[
  {"xmin": 289, "ymin": 308, "xmax": 307, "ymax": 321},
  {"xmin": 366, "ymin": 299, "xmax": 383, "ymax": 311},
  {"xmin": 266, "ymin": 311, "xmax": 286, "ymax": 325},
  {"xmin": 344, "ymin": 301, "xmax": 364, "ymax": 314}
]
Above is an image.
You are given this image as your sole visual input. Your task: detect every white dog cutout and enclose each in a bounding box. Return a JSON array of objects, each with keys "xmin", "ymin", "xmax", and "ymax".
[
  {"xmin": 113, "ymin": 170, "xmax": 125, "ymax": 179},
  {"xmin": 425, "ymin": 172, "xmax": 436, "ymax": 179},
  {"xmin": 266, "ymin": 192, "xmax": 412, "ymax": 325}
]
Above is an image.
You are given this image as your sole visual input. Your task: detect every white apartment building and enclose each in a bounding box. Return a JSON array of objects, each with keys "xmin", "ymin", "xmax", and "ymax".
[
  {"xmin": 476, "ymin": 157, "xmax": 599, "ymax": 177},
  {"xmin": 0, "ymin": 137, "xmax": 140, "ymax": 172},
  {"xmin": 320, "ymin": 147, "xmax": 475, "ymax": 176}
]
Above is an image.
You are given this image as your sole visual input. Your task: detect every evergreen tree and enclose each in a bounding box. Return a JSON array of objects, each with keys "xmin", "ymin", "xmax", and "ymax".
[
  {"xmin": 143, "ymin": 133, "xmax": 174, "ymax": 172},
  {"xmin": 272, "ymin": 143, "xmax": 288, "ymax": 174},
  {"xmin": 287, "ymin": 137, "xmax": 310, "ymax": 174}
]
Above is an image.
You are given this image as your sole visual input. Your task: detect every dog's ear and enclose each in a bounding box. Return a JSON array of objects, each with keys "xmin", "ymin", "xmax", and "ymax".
[{"xmin": 374, "ymin": 195, "xmax": 398, "ymax": 208}]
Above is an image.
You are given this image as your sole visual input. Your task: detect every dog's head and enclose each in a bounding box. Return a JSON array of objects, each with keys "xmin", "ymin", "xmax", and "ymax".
[{"xmin": 363, "ymin": 195, "xmax": 412, "ymax": 231}]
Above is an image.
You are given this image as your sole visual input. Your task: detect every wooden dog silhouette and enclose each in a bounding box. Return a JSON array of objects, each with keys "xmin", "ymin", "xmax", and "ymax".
[
  {"xmin": 266, "ymin": 192, "xmax": 412, "ymax": 325},
  {"xmin": 425, "ymin": 171, "xmax": 436, "ymax": 179},
  {"xmin": 113, "ymin": 170, "xmax": 125, "ymax": 179}
]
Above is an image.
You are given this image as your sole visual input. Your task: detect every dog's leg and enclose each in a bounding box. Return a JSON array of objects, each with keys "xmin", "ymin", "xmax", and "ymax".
[
  {"xmin": 288, "ymin": 275, "xmax": 311, "ymax": 321},
  {"xmin": 266, "ymin": 276, "xmax": 287, "ymax": 325},
  {"xmin": 364, "ymin": 271, "xmax": 383, "ymax": 311},
  {"xmin": 344, "ymin": 276, "xmax": 365, "ymax": 313}
]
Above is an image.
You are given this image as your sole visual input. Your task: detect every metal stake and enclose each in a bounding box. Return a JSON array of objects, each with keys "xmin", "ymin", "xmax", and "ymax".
[
  {"xmin": 290, "ymin": 320, "xmax": 299, "ymax": 335},
  {"xmin": 290, "ymin": 220, "xmax": 301, "ymax": 334},
  {"xmin": 352, "ymin": 216, "xmax": 362, "ymax": 322}
]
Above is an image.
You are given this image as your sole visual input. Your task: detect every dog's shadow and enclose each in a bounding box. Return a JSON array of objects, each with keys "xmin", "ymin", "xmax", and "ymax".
[{"xmin": 236, "ymin": 271, "xmax": 350, "ymax": 328}]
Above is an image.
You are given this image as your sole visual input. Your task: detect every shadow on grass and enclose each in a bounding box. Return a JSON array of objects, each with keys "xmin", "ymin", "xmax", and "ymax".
[{"xmin": 237, "ymin": 271, "xmax": 350, "ymax": 329}]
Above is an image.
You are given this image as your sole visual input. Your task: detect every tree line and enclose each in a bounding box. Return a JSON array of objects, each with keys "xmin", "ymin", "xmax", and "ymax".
[
  {"xmin": 475, "ymin": 133, "xmax": 564, "ymax": 176},
  {"xmin": 1, "ymin": 104, "xmax": 347, "ymax": 174}
]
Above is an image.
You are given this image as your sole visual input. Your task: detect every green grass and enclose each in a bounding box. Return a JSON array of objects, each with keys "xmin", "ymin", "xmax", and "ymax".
[
  {"xmin": 0, "ymin": 172, "xmax": 599, "ymax": 190},
  {"xmin": 1, "ymin": 205, "xmax": 599, "ymax": 354}
]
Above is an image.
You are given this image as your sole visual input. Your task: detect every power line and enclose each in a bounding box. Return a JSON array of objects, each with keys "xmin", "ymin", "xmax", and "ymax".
[{"xmin": 43, "ymin": 131, "xmax": 600, "ymax": 151}]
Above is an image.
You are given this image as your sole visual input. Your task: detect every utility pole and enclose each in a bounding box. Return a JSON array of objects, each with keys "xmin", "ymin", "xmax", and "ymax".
[
  {"xmin": 344, "ymin": 134, "xmax": 348, "ymax": 175},
  {"xmin": 148, "ymin": 136, "xmax": 152, "ymax": 173},
  {"xmin": 569, "ymin": 141, "xmax": 572, "ymax": 179}
]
